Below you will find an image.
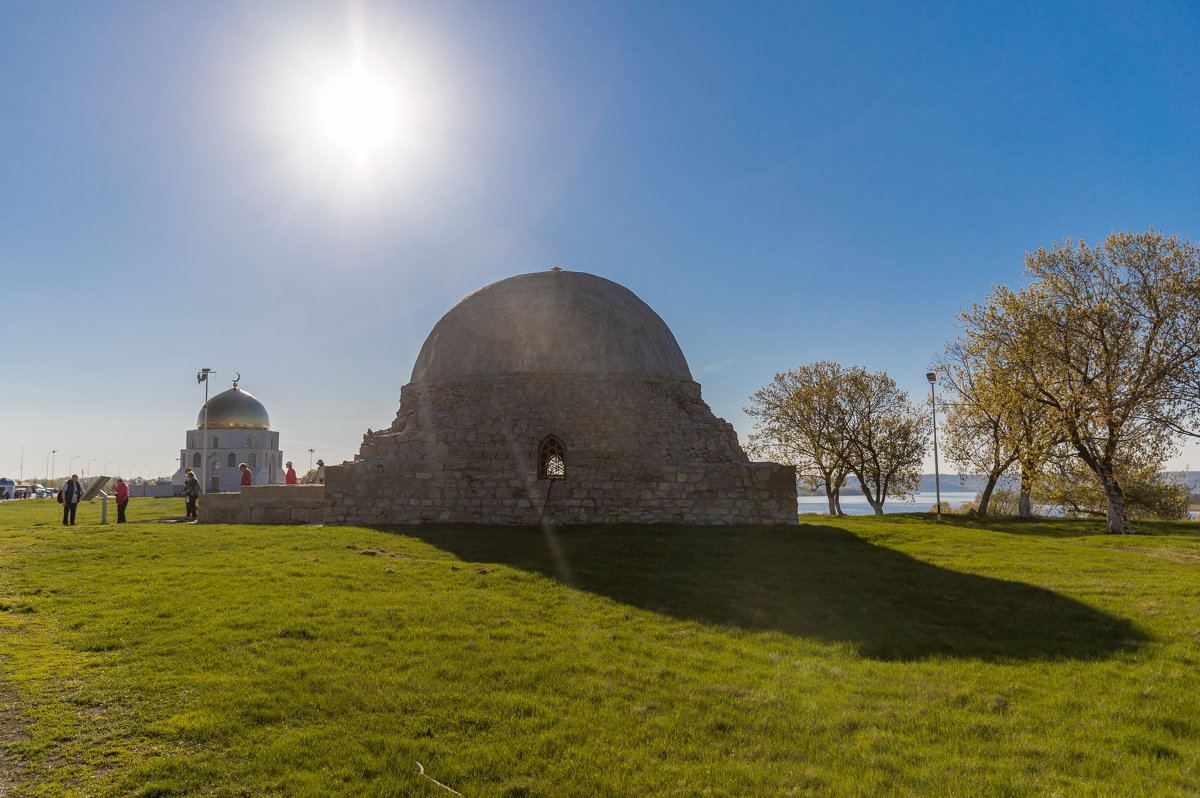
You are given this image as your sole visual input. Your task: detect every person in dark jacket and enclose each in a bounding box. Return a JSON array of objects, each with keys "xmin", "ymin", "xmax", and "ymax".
[
  {"xmin": 182, "ymin": 469, "xmax": 200, "ymax": 520},
  {"xmin": 59, "ymin": 474, "xmax": 84, "ymax": 525}
]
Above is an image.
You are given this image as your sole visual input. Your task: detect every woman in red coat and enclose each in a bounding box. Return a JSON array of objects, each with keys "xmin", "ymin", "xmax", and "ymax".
[{"xmin": 114, "ymin": 478, "xmax": 130, "ymax": 523}]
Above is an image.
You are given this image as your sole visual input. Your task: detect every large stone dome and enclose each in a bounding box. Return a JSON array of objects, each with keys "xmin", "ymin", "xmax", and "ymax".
[
  {"xmin": 198, "ymin": 385, "xmax": 270, "ymax": 430},
  {"xmin": 409, "ymin": 270, "xmax": 693, "ymax": 384}
]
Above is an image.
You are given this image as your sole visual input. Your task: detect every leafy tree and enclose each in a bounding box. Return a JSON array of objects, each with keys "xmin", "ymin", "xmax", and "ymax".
[
  {"xmin": 936, "ymin": 343, "xmax": 1058, "ymax": 516},
  {"xmin": 839, "ymin": 369, "xmax": 929, "ymax": 514},
  {"xmin": 748, "ymin": 363, "xmax": 929, "ymax": 515},
  {"xmin": 1037, "ymin": 454, "xmax": 1190, "ymax": 521},
  {"xmin": 957, "ymin": 230, "xmax": 1200, "ymax": 533},
  {"xmin": 747, "ymin": 362, "xmax": 851, "ymax": 514}
]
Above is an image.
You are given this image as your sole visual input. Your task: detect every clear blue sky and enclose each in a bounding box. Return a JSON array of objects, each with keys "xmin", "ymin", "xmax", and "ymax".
[{"xmin": 3, "ymin": 1, "xmax": 1199, "ymax": 482}]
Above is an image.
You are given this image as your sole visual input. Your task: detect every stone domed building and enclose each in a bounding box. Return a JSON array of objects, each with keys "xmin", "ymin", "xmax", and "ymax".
[
  {"xmin": 324, "ymin": 269, "xmax": 796, "ymax": 525},
  {"xmin": 177, "ymin": 380, "xmax": 284, "ymax": 491}
]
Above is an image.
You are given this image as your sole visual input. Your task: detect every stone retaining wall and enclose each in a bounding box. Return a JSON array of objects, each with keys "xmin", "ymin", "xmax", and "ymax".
[{"xmin": 198, "ymin": 485, "xmax": 325, "ymax": 525}]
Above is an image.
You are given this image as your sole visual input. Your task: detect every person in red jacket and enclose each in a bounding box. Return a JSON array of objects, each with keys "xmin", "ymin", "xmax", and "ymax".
[
  {"xmin": 239, "ymin": 463, "xmax": 252, "ymax": 488},
  {"xmin": 284, "ymin": 461, "xmax": 297, "ymax": 485},
  {"xmin": 114, "ymin": 477, "xmax": 130, "ymax": 523}
]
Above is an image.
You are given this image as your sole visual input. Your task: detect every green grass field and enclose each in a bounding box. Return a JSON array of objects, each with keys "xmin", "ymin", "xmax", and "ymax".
[{"xmin": 1, "ymin": 497, "xmax": 1197, "ymax": 796}]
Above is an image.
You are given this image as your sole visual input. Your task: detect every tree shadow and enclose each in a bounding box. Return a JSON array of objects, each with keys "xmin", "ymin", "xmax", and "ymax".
[
  {"xmin": 393, "ymin": 522, "xmax": 1146, "ymax": 662},
  {"xmin": 892, "ymin": 513, "xmax": 1200, "ymax": 539}
]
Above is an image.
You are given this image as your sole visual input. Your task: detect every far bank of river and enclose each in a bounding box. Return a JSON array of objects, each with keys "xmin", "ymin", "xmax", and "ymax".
[
  {"xmin": 797, "ymin": 490, "xmax": 977, "ymax": 516},
  {"xmin": 800, "ymin": 491, "xmax": 1200, "ymax": 519}
]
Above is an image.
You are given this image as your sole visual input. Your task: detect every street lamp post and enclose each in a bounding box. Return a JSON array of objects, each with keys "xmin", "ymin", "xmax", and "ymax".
[
  {"xmin": 926, "ymin": 371, "xmax": 942, "ymax": 523},
  {"xmin": 308, "ymin": 448, "xmax": 315, "ymax": 472},
  {"xmin": 87, "ymin": 458, "xmax": 96, "ymax": 479},
  {"xmin": 49, "ymin": 449, "xmax": 57, "ymax": 485},
  {"xmin": 198, "ymin": 368, "xmax": 214, "ymax": 495}
]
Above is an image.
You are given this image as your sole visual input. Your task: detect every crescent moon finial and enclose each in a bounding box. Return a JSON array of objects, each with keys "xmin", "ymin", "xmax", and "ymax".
[{"xmin": 233, "ymin": 372, "xmax": 241, "ymax": 388}]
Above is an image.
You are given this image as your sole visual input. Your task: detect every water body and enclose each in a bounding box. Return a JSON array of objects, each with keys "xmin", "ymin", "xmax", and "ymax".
[
  {"xmin": 797, "ymin": 490, "xmax": 978, "ymax": 516},
  {"xmin": 799, "ymin": 490, "xmax": 1200, "ymax": 520}
]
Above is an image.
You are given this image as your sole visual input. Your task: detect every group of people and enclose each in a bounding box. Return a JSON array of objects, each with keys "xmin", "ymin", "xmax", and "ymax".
[
  {"xmin": 58, "ymin": 474, "xmax": 131, "ymax": 525},
  {"xmin": 55, "ymin": 457, "xmax": 328, "ymax": 525}
]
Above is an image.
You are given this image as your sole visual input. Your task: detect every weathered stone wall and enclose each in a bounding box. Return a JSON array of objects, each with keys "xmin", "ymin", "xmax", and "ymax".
[
  {"xmin": 198, "ymin": 485, "xmax": 325, "ymax": 525},
  {"xmin": 325, "ymin": 375, "xmax": 797, "ymax": 526}
]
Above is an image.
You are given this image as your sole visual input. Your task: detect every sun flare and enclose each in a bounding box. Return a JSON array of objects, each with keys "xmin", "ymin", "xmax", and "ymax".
[{"xmin": 312, "ymin": 65, "xmax": 399, "ymax": 166}]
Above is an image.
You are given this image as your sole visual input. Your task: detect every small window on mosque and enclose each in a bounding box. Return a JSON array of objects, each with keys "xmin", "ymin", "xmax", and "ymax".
[
  {"xmin": 227, "ymin": 453, "xmax": 236, "ymax": 468},
  {"xmin": 211, "ymin": 460, "xmax": 219, "ymax": 475},
  {"xmin": 245, "ymin": 436, "xmax": 253, "ymax": 448},
  {"xmin": 212, "ymin": 436, "xmax": 219, "ymax": 449},
  {"xmin": 248, "ymin": 453, "xmax": 257, "ymax": 468},
  {"xmin": 192, "ymin": 452, "xmax": 201, "ymax": 468},
  {"xmin": 538, "ymin": 436, "xmax": 567, "ymax": 480}
]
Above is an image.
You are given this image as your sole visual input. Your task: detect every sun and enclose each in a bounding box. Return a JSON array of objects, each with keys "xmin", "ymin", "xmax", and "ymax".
[{"xmin": 312, "ymin": 63, "xmax": 399, "ymax": 167}]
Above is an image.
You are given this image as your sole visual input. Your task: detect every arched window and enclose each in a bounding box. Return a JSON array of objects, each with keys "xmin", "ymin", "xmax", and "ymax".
[
  {"xmin": 211, "ymin": 459, "xmax": 219, "ymax": 475},
  {"xmin": 245, "ymin": 436, "xmax": 253, "ymax": 448},
  {"xmin": 192, "ymin": 452, "xmax": 201, "ymax": 468},
  {"xmin": 211, "ymin": 436, "xmax": 219, "ymax": 449},
  {"xmin": 538, "ymin": 436, "xmax": 567, "ymax": 480},
  {"xmin": 227, "ymin": 453, "xmax": 236, "ymax": 468},
  {"xmin": 248, "ymin": 453, "xmax": 257, "ymax": 468}
]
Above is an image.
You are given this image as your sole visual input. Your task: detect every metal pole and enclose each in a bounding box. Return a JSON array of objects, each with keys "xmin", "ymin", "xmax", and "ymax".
[
  {"xmin": 927, "ymin": 372, "xmax": 942, "ymax": 522},
  {"xmin": 50, "ymin": 450, "xmax": 57, "ymax": 485},
  {"xmin": 203, "ymin": 380, "xmax": 210, "ymax": 494},
  {"xmin": 199, "ymin": 368, "xmax": 213, "ymax": 495}
]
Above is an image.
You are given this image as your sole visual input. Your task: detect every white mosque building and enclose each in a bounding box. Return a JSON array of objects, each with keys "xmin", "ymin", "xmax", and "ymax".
[{"xmin": 176, "ymin": 379, "xmax": 285, "ymax": 492}]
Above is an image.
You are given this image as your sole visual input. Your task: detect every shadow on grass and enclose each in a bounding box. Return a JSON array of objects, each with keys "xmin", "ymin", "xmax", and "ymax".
[
  {"xmin": 397, "ymin": 522, "xmax": 1145, "ymax": 662},
  {"xmin": 873, "ymin": 512, "xmax": 1200, "ymax": 539}
]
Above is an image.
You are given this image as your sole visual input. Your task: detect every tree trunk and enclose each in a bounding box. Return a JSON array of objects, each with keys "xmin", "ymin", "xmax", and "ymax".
[
  {"xmin": 1018, "ymin": 466, "xmax": 1033, "ymax": 519},
  {"xmin": 977, "ymin": 475, "xmax": 998, "ymax": 515},
  {"xmin": 825, "ymin": 488, "xmax": 838, "ymax": 515},
  {"xmin": 1096, "ymin": 466, "xmax": 1134, "ymax": 534},
  {"xmin": 832, "ymin": 490, "xmax": 845, "ymax": 516}
]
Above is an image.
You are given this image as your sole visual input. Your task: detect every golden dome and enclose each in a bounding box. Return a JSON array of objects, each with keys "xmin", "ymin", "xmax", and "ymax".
[{"xmin": 198, "ymin": 385, "xmax": 270, "ymax": 430}]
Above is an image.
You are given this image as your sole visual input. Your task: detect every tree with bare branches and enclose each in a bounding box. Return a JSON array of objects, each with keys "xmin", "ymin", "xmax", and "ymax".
[
  {"xmin": 748, "ymin": 363, "xmax": 929, "ymax": 515},
  {"xmin": 956, "ymin": 229, "xmax": 1200, "ymax": 533}
]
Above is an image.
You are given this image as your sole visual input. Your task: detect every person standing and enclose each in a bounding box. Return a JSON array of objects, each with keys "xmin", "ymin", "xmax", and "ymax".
[
  {"xmin": 239, "ymin": 463, "xmax": 252, "ymax": 488},
  {"xmin": 315, "ymin": 459, "xmax": 326, "ymax": 484},
  {"xmin": 114, "ymin": 477, "xmax": 130, "ymax": 523},
  {"xmin": 183, "ymin": 468, "xmax": 200, "ymax": 520},
  {"xmin": 284, "ymin": 461, "xmax": 297, "ymax": 485},
  {"xmin": 59, "ymin": 474, "xmax": 83, "ymax": 525}
]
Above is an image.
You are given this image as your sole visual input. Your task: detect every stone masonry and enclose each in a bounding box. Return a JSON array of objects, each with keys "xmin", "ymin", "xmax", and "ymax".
[
  {"xmin": 324, "ymin": 374, "xmax": 797, "ymax": 526},
  {"xmin": 199, "ymin": 485, "xmax": 325, "ymax": 525}
]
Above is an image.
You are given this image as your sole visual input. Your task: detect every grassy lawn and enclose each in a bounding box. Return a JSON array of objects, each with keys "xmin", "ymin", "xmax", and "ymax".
[{"xmin": 1, "ymin": 498, "xmax": 1197, "ymax": 796}]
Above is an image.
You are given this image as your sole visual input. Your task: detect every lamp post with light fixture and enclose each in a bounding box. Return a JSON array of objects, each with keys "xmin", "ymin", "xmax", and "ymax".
[
  {"xmin": 198, "ymin": 368, "xmax": 214, "ymax": 494},
  {"xmin": 926, "ymin": 371, "xmax": 942, "ymax": 522}
]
